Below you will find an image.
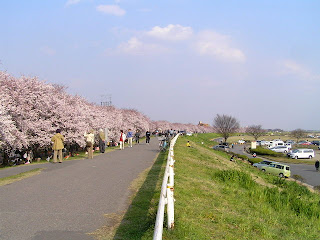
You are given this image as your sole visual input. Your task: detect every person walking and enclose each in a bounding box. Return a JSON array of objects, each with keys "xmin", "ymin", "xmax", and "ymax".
[
  {"xmin": 119, "ymin": 130, "xmax": 126, "ymax": 150},
  {"xmin": 98, "ymin": 129, "xmax": 106, "ymax": 153},
  {"xmin": 127, "ymin": 129, "xmax": 133, "ymax": 147},
  {"xmin": 146, "ymin": 130, "xmax": 151, "ymax": 144},
  {"xmin": 84, "ymin": 130, "xmax": 95, "ymax": 159},
  {"xmin": 315, "ymin": 160, "xmax": 319, "ymax": 172},
  {"xmin": 135, "ymin": 129, "xmax": 140, "ymax": 144},
  {"xmin": 51, "ymin": 129, "xmax": 64, "ymax": 163}
]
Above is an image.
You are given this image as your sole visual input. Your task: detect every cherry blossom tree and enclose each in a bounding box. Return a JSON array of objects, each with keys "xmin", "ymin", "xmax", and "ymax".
[{"xmin": 0, "ymin": 71, "xmax": 213, "ymax": 160}]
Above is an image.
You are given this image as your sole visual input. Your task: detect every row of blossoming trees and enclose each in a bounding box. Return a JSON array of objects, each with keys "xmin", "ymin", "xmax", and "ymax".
[{"xmin": 0, "ymin": 71, "xmax": 213, "ymax": 154}]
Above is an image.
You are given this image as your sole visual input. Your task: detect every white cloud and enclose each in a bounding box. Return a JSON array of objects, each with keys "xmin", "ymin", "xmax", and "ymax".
[
  {"xmin": 40, "ymin": 46, "xmax": 56, "ymax": 56},
  {"xmin": 281, "ymin": 60, "xmax": 319, "ymax": 81},
  {"xmin": 96, "ymin": 5, "xmax": 126, "ymax": 16},
  {"xmin": 194, "ymin": 31, "xmax": 246, "ymax": 63},
  {"xmin": 65, "ymin": 0, "xmax": 81, "ymax": 7},
  {"xmin": 116, "ymin": 37, "xmax": 168, "ymax": 55},
  {"xmin": 146, "ymin": 24, "xmax": 193, "ymax": 41},
  {"xmin": 106, "ymin": 25, "xmax": 245, "ymax": 62}
]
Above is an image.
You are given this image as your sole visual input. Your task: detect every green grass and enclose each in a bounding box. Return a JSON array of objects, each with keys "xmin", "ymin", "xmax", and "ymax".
[
  {"xmin": 99, "ymin": 133, "xmax": 320, "ymax": 239},
  {"xmin": 162, "ymin": 135, "xmax": 320, "ymax": 239},
  {"xmin": 0, "ymin": 168, "xmax": 43, "ymax": 186}
]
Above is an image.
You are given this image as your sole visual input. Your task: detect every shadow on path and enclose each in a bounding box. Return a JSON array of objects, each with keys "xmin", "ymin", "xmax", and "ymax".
[{"xmin": 113, "ymin": 151, "xmax": 167, "ymax": 239}]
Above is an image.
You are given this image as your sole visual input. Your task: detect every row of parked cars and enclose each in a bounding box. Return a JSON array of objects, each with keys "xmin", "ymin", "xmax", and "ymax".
[
  {"xmin": 253, "ymin": 160, "xmax": 291, "ymax": 178},
  {"xmin": 267, "ymin": 146, "xmax": 315, "ymax": 159}
]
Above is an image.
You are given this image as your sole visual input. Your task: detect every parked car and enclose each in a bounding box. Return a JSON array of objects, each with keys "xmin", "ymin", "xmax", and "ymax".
[
  {"xmin": 289, "ymin": 149, "xmax": 315, "ymax": 159},
  {"xmin": 297, "ymin": 141, "xmax": 312, "ymax": 145},
  {"xmin": 311, "ymin": 140, "xmax": 320, "ymax": 146},
  {"xmin": 267, "ymin": 139, "xmax": 285, "ymax": 148},
  {"xmin": 253, "ymin": 160, "xmax": 275, "ymax": 169},
  {"xmin": 213, "ymin": 145, "xmax": 230, "ymax": 152},
  {"xmin": 286, "ymin": 140, "xmax": 296, "ymax": 145},
  {"xmin": 238, "ymin": 140, "xmax": 245, "ymax": 144},
  {"xmin": 259, "ymin": 140, "xmax": 266, "ymax": 146},
  {"xmin": 269, "ymin": 146, "xmax": 290, "ymax": 153},
  {"xmin": 284, "ymin": 143, "xmax": 292, "ymax": 149},
  {"xmin": 261, "ymin": 163, "xmax": 291, "ymax": 178}
]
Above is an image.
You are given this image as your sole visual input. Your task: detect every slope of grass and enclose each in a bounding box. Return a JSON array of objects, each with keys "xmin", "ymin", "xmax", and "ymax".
[
  {"xmin": 162, "ymin": 134, "xmax": 320, "ymax": 239},
  {"xmin": 102, "ymin": 133, "xmax": 320, "ymax": 239}
]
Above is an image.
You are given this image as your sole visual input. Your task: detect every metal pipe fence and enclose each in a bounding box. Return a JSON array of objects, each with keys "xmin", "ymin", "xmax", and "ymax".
[{"xmin": 153, "ymin": 134, "xmax": 179, "ymax": 240}]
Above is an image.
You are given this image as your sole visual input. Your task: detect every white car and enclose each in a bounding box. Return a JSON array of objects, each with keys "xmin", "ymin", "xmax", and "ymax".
[
  {"xmin": 238, "ymin": 140, "xmax": 245, "ymax": 144},
  {"xmin": 289, "ymin": 149, "xmax": 315, "ymax": 159},
  {"xmin": 269, "ymin": 146, "xmax": 290, "ymax": 153}
]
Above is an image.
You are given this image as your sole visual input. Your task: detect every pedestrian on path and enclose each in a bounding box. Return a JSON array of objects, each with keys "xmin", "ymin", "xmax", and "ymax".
[
  {"xmin": 135, "ymin": 129, "xmax": 140, "ymax": 144},
  {"xmin": 119, "ymin": 130, "xmax": 126, "ymax": 150},
  {"xmin": 146, "ymin": 130, "xmax": 151, "ymax": 144},
  {"xmin": 98, "ymin": 129, "xmax": 106, "ymax": 153},
  {"xmin": 51, "ymin": 129, "xmax": 64, "ymax": 163},
  {"xmin": 315, "ymin": 160, "xmax": 319, "ymax": 172},
  {"xmin": 127, "ymin": 129, "xmax": 133, "ymax": 147},
  {"xmin": 84, "ymin": 130, "xmax": 95, "ymax": 159}
]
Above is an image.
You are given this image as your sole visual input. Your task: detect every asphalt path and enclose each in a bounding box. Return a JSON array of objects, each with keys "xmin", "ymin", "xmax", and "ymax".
[{"xmin": 0, "ymin": 139, "xmax": 159, "ymax": 240}]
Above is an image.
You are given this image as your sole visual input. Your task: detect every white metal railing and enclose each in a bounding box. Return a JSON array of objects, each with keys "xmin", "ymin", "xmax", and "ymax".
[{"xmin": 153, "ymin": 134, "xmax": 179, "ymax": 240}]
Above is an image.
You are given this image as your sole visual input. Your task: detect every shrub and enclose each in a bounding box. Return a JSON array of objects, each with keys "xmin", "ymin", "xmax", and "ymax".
[
  {"xmin": 237, "ymin": 154, "xmax": 249, "ymax": 160},
  {"xmin": 248, "ymin": 157, "xmax": 262, "ymax": 164},
  {"xmin": 249, "ymin": 146, "xmax": 282, "ymax": 157}
]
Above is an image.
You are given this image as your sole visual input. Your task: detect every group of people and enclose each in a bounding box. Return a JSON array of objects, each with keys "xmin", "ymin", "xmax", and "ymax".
[
  {"xmin": 50, "ymin": 128, "xmax": 153, "ymax": 162},
  {"xmin": 119, "ymin": 129, "xmax": 151, "ymax": 150}
]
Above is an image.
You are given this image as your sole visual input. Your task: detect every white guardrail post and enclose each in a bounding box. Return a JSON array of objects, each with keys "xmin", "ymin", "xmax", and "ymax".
[{"xmin": 153, "ymin": 134, "xmax": 179, "ymax": 240}]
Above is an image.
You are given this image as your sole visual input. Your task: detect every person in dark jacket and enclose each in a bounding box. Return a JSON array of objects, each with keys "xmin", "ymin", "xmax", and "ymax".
[
  {"xmin": 315, "ymin": 160, "xmax": 319, "ymax": 172},
  {"xmin": 146, "ymin": 130, "xmax": 151, "ymax": 144},
  {"xmin": 98, "ymin": 129, "xmax": 106, "ymax": 153},
  {"xmin": 135, "ymin": 129, "xmax": 140, "ymax": 144}
]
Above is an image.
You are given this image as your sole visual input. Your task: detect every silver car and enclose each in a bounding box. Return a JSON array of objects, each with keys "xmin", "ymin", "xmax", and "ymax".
[{"xmin": 253, "ymin": 160, "xmax": 275, "ymax": 169}]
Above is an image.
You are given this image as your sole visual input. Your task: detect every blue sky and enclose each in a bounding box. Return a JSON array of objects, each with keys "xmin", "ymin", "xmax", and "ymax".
[{"xmin": 1, "ymin": 0, "xmax": 320, "ymax": 130}]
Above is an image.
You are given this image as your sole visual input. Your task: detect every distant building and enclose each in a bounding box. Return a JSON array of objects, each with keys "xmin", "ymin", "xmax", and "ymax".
[{"xmin": 198, "ymin": 121, "xmax": 210, "ymax": 127}]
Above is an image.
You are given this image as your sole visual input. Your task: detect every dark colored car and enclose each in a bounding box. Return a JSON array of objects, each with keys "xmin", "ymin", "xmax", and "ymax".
[
  {"xmin": 311, "ymin": 141, "xmax": 320, "ymax": 146},
  {"xmin": 213, "ymin": 145, "xmax": 230, "ymax": 152}
]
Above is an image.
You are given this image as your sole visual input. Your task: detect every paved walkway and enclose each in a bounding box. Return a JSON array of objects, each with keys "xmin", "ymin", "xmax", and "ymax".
[{"xmin": 0, "ymin": 139, "xmax": 159, "ymax": 240}]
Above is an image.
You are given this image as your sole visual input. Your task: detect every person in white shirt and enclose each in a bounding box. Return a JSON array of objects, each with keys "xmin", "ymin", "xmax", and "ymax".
[{"xmin": 84, "ymin": 130, "xmax": 95, "ymax": 159}]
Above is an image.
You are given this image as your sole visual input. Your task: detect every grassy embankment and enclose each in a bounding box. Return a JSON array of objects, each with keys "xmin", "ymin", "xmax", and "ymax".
[{"xmin": 98, "ymin": 133, "xmax": 320, "ymax": 239}]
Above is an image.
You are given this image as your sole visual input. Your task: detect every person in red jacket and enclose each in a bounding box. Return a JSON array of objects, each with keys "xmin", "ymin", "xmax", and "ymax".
[{"xmin": 119, "ymin": 130, "xmax": 126, "ymax": 150}]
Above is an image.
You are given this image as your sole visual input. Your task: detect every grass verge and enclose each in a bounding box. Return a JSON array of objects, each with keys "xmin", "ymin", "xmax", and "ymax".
[{"xmin": 0, "ymin": 168, "xmax": 43, "ymax": 186}]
